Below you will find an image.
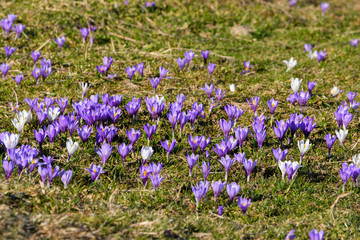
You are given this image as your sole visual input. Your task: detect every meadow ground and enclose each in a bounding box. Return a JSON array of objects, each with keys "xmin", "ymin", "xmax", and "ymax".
[{"xmin": 1, "ymin": 0, "xmax": 360, "ymax": 239}]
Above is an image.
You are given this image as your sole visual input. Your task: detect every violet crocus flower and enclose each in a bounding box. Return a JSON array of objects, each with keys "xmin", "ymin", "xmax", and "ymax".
[
  {"xmin": 2, "ymin": 158, "xmax": 15, "ymax": 182},
  {"xmin": 287, "ymin": 93, "xmax": 298, "ymax": 106},
  {"xmin": 60, "ymin": 170, "xmax": 73, "ymax": 188},
  {"xmin": 126, "ymin": 128, "xmax": 141, "ymax": 146},
  {"xmin": 31, "ymin": 50, "xmax": 41, "ymax": 65},
  {"xmin": 1, "ymin": 19, "xmax": 12, "ymax": 36},
  {"xmin": 297, "ymin": 91, "xmax": 311, "ymax": 111},
  {"xmin": 218, "ymin": 206, "xmax": 223, "ymax": 215},
  {"xmin": 219, "ymin": 155, "xmax": 236, "ymax": 181},
  {"xmin": 241, "ymin": 61, "xmax": 251, "ymax": 74},
  {"xmin": 47, "ymin": 164, "xmax": 60, "ymax": 186},
  {"xmin": 12, "ymin": 74, "xmax": 23, "ymax": 85},
  {"xmin": 57, "ymin": 97, "xmax": 68, "ymax": 113},
  {"xmin": 226, "ymin": 182, "xmax": 240, "ymax": 203},
  {"xmin": 299, "ymin": 116, "xmax": 317, "ymax": 138},
  {"xmin": 86, "ymin": 163, "xmax": 106, "ymax": 182},
  {"xmin": 187, "ymin": 153, "xmax": 199, "ymax": 177},
  {"xmin": 7, "ymin": 14, "xmax": 17, "ymax": 23},
  {"xmin": 207, "ymin": 63, "xmax": 216, "ymax": 76},
  {"xmin": 159, "ymin": 66, "xmax": 169, "ymax": 80},
  {"xmin": 13, "ymin": 24, "xmax": 25, "ymax": 38},
  {"xmin": 289, "ymin": 0, "xmax": 297, "ymax": 7},
  {"xmin": 247, "ymin": 96, "xmax": 260, "ymax": 114},
  {"xmin": 308, "ymin": 81, "xmax": 317, "ymax": 95},
  {"xmin": 184, "ymin": 50, "xmax": 195, "ymax": 64},
  {"xmin": 150, "ymin": 77, "xmax": 161, "ymax": 92},
  {"xmin": 325, "ymin": 133, "xmax": 337, "ymax": 157},
  {"xmin": 117, "ymin": 143, "xmax": 132, "ymax": 166},
  {"xmin": 200, "ymin": 83, "xmax": 214, "ymax": 99},
  {"xmin": 150, "ymin": 162, "xmax": 163, "ymax": 175},
  {"xmin": 285, "ymin": 229, "xmax": 296, "ymax": 240},
  {"xmin": 34, "ymin": 128, "xmax": 47, "ymax": 147},
  {"xmin": 150, "ymin": 174, "xmax": 164, "ymax": 191},
  {"xmin": 320, "ymin": 2, "xmax": 329, "ymax": 15},
  {"xmin": 178, "ymin": 111, "xmax": 189, "ymax": 137},
  {"xmin": 309, "ymin": 229, "xmax": 324, "ymax": 240},
  {"xmin": 272, "ymin": 148, "xmax": 288, "ymax": 163},
  {"xmin": 342, "ymin": 113, "xmax": 353, "ymax": 129},
  {"xmin": 199, "ymin": 136, "xmax": 210, "ymax": 154},
  {"xmin": 38, "ymin": 165, "xmax": 49, "ymax": 187},
  {"xmin": 80, "ymin": 28, "xmax": 89, "ymax": 42},
  {"xmin": 288, "ymin": 113, "xmax": 303, "ymax": 137},
  {"xmin": 267, "ymin": 99, "xmax": 278, "ymax": 117},
  {"xmin": 125, "ymin": 66, "xmax": 136, "ymax": 82},
  {"xmin": 140, "ymin": 164, "xmax": 152, "ymax": 187},
  {"xmin": 347, "ymin": 91, "xmax": 357, "ymax": 103},
  {"xmin": 215, "ymin": 88, "xmax": 225, "ymax": 102},
  {"xmin": 350, "ymin": 39, "xmax": 359, "ymax": 48},
  {"xmin": 273, "ymin": 120, "xmax": 289, "ymax": 143},
  {"xmin": 251, "ymin": 130, "xmax": 267, "ymax": 149},
  {"xmin": 237, "ymin": 197, "xmax": 251, "ymax": 215},
  {"xmin": 243, "ymin": 158, "xmax": 257, "ymax": 182},
  {"xmin": 143, "ymin": 123, "xmax": 157, "ymax": 146},
  {"xmin": 0, "ymin": 63, "xmax": 11, "ymax": 79},
  {"xmin": 77, "ymin": 125, "xmax": 92, "ymax": 143},
  {"xmin": 177, "ymin": 57, "xmax": 186, "ymax": 70},
  {"xmin": 219, "ymin": 119, "xmax": 234, "ymax": 139},
  {"xmin": 317, "ymin": 50, "xmax": 326, "ymax": 62},
  {"xmin": 96, "ymin": 65, "xmax": 107, "ymax": 75},
  {"xmin": 55, "ymin": 36, "xmax": 66, "ymax": 50},
  {"xmin": 199, "ymin": 161, "xmax": 210, "ymax": 181},
  {"xmin": 224, "ymin": 105, "xmax": 244, "ymax": 122},
  {"xmin": 304, "ymin": 44, "xmax": 313, "ymax": 53},
  {"xmin": 45, "ymin": 123, "xmax": 60, "ymax": 144},
  {"xmin": 339, "ymin": 162, "xmax": 355, "ymax": 192},
  {"xmin": 188, "ymin": 135, "xmax": 201, "ymax": 153},
  {"xmin": 234, "ymin": 126, "xmax": 249, "ymax": 149},
  {"xmin": 212, "ymin": 180, "xmax": 225, "ymax": 201},
  {"xmin": 285, "ymin": 161, "xmax": 300, "ymax": 181},
  {"xmin": 136, "ymin": 62, "xmax": 144, "ymax": 77},
  {"xmin": 5, "ymin": 45, "xmax": 15, "ymax": 59},
  {"xmin": 32, "ymin": 67, "xmax": 41, "ymax": 83},
  {"xmin": 191, "ymin": 181, "xmax": 208, "ymax": 208},
  {"xmin": 160, "ymin": 139, "xmax": 176, "ymax": 160},
  {"xmin": 125, "ymin": 97, "xmax": 141, "ymax": 121},
  {"xmin": 201, "ymin": 50, "xmax": 210, "ymax": 64}
]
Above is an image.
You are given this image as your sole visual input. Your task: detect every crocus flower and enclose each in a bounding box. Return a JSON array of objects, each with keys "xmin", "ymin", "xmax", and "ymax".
[
  {"xmin": 320, "ymin": 2, "xmax": 329, "ymax": 15},
  {"xmin": 125, "ymin": 97, "xmax": 141, "ymax": 121},
  {"xmin": 184, "ymin": 50, "xmax": 195, "ymax": 64},
  {"xmin": 229, "ymin": 84, "xmax": 235, "ymax": 92},
  {"xmin": 188, "ymin": 135, "xmax": 201, "ymax": 153},
  {"xmin": 234, "ymin": 126, "xmax": 249, "ymax": 149},
  {"xmin": 2, "ymin": 133, "xmax": 19, "ymax": 149},
  {"xmin": 198, "ymin": 161, "xmax": 210, "ymax": 181},
  {"xmin": 2, "ymin": 158, "xmax": 15, "ymax": 181},
  {"xmin": 212, "ymin": 180, "xmax": 226, "ymax": 201},
  {"xmin": 187, "ymin": 153, "xmax": 199, "ymax": 177},
  {"xmin": 325, "ymin": 133, "xmax": 337, "ymax": 157},
  {"xmin": 220, "ymin": 155, "xmax": 236, "ymax": 181},
  {"xmin": 34, "ymin": 128, "xmax": 47, "ymax": 146},
  {"xmin": 350, "ymin": 38, "xmax": 359, "ymax": 48},
  {"xmin": 283, "ymin": 57, "xmax": 297, "ymax": 72},
  {"xmin": 159, "ymin": 66, "xmax": 169, "ymax": 80},
  {"xmin": 136, "ymin": 62, "xmax": 144, "ymax": 77},
  {"xmin": 299, "ymin": 116, "xmax": 317, "ymax": 138},
  {"xmin": 7, "ymin": 14, "xmax": 17, "ymax": 24},
  {"xmin": 96, "ymin": 65, "xmax": 107, "ymax": 75},
  {"xmin": 38, "ymin": 165, "xmax": 49, "ymax": 187},
  {"xmin": 141, "ymin": 146, "xmax": 153, "ymax": 164},
  {"xmin": 86, "ymin": 163, "xmax": 105, "ymax": 182},
  {"xmin": 287, "ymin": 93, "xmax": 298, "ymax": 106},
  {"xmin": 177, "ymin": 57, "xmax": 186, "ymax": 70},
  {"xmin": 330, "ymin": 86, "xmax": 342, "ymax": 97},
  {"xmin": 251, "ymin": 130, "xmax": 267, "ymax": 149},
  {"xmin": 215, "ymin": 88, "xmax": 225, "ymax": 102},
  {"xmin": 308, "ymin": 81, "xmax": 317, "ymax": 95},
  {"xmin": 60, "ymin": 170, "xmax": 73, "ymax": 188},
  {"xmin": 297, "ymin": 91, "xmax": 311, "ymax": 111},
  {"xmin": 127, "ymin": 128, "xmax": 141, "ymax": 147},
  {"xmin": 1, "ymin": 19, "xmax": 12, "ymax": 36},
  {"xmin": 160, "ymin": 139, "xmax": 176, "ymax": 159},
  {"xmin": 272, "ymin": 148, "xmax": 288, "ymax": 163},
  {"xmin": 273, "ymin": 120, "xmax": 289, "ymax": 143},
  {"xmin": 80, "ymin": 28, "xmax": 89, "ymax": 42},
  {"xmin": 342, "ymin": 113, "xmax": 353, "ymax": 129},
  {"xmin": 207, "ymin": 63, "xmax": 216, "ymax": 76},
  {"xmin": 149, "ymin": 162, "xmax": 163, "ymax": 175},
  {"xmin": 237, "ymin": 197, "xmax": 251, "ymax": 215},
  {"xmin": 339, "ymin": 162, "xmax": 355, "ymax": 192},
  {"xmin": 66, "ymin": 138, "xmax": 79, "ymax": 162},
  {"xmin": 143, "ymin": 123, "xmax": 157, "ymax": 146},
  {"xmin": 13, "ymin": 24, "xmax": 25, "ymax": 38},
  {"xmin": 226, "ymin": 182, "xmax": 240, "ymax": 203},
  {"xmin": 309, "ymin": 229, "xmax": 324, "ymax": 240},
  {"xmin": 117, "ymin": 143, "xmax": 132, "ymax": 166},
  {"xmin": 201, "ymin": 50, "xmax": 210, "ymax": 64},
  {"xmin": 290, "ymin": 77, "xmax": 302, "ymax": 93},
  {"xmin": 200, "ymin": 84, "xmax": 214, "ymax": 99},
  {"xmin": 304, "ymin": 44, "xmax": 313, "ymax": 53},
  {"xmin": 241, "ymin": 61, "xmax": 251, "ymax": 74},
  {"xmin": 219, "ymin": 119, "xmax": 234, "ymax": 139},
  {"xmin": 218, "ymin": 206, "xmax": 223, "ymax": 216},
  {"xmin": 246, "ymin": 96, "xmax": 260, "ymax": 114},
  {"xmin": 285, "ymin": 161, "xmax": 300, "ymax": 181},
  {"xmin": 55, "ymin": 36, "xmax": 66, "ymax": 50},
  {"xmin": 79, "ymin": 82, "xmax": 90, "ymax": 98},
  {"xmin": 289, "ymin": 0, "xmax": 297, "ymax": 7},
  {"xmin": 243, "ymin": 158, "xmax": 257, "ymax": 182},
  {"xmin": 199, "ymin": 136, "xmax": 210, "ymax": 154},
  {"xmin": 0, "ymin": 63, "xmax": 11, "ymax": 79},
  {"xmin": 125, "ymin": 66, "xmax": 136, "ymax": 82},
  {"xmin": 267, "ymin": 99, "xmax": 278, "ymax": 116},
  {"xmin": 5, "ymin": 45, "xmax": 16, "ymax": 59},
  {"xmin": 150, "ymin": 77, "xmax": 161, "ymax": 92},
  {"xmin": 335, "ymin": 129, "xmax": 348, "ymax": 146},
  {"xmin": 145, "ymin": 0, "xmax": 156, "ymax": 7},
  {"xmin": 150, "ymin": 174, "xmax": 163, "ymax": 191},
  {"xmin": 77, "ymin": 125, "xmax": 92, "ymax": 143},
  {"xmin": 298, "ymin": 139, "xmax": 311, "ymax": 163},
  {"xmin": 191, "ymin": 181, "xmax": 208, "ymax": 208},
  {"xmin": 347, "ymin": 91, "xmax": 357, "ymax": 103},
  {"xmin": 317, "ymin": 50, "xmax": 326, "ymax": 63},
  {"xmin": 47, "ymin": 164, "xmax": 60, "ymax": 186},
  {"xmin": 285, "ymin": 229, "xmax": 296, "ymax": 240}
]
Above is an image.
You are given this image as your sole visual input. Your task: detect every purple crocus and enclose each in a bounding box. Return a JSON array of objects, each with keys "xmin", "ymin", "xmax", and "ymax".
[
  {"xmin": 285, "ymin": 229, "xmax": 296, "ymax": 240},
  {"xmin": 125, "ymin": 66, "xmax": 136, "ymax": 82},
  {"xmin": 215, "ymin": 88, "xmax": 225, "ymax": 102},
  {"xmin": 117, "ymin": 143, "xmax": 132, "ymax": 166},
  {"xmin": 309, "ymin": 229, "xmax": 324, "ymax": 240},
  {"xmin": 325, "ymin": 133, "xmax": 337, "ymax": 157},
  {"xmin": 272, "ymin": 148, "xmax": 288, "ymax": 163},
  {"xmin": 251, "ymin": 130, "xmax": 267, "ymax": 149},
  {"xmin": 339, "ymin": 162, "xmax": 355, "ymax": 192},
  {"xmin": 188, "ymin": 135, "xmax": 201, "ymax": 153},
  {"xmin": 32, "ymin": 67, "xmax": 41, "ymax": 83},
  {"xmin": 150, "ymin": 174, "xmax": 164, "ymax": 191},
  {"xmin": 224, "ymin": 105, "xmax": 244, "ymax": 122},
  {"xmin": 150, "ymin": 77, "xmax": 161, "ymax": 92},
  {"xmin": 350, "ymin": 39, "xmax": 359, "ymax": 48},
  {"xmin": 267, "ymin": 99, "xmax": 278, "ymax": 116},
  {"xmin": 237, "ymin": 197, "xmax": 251, "ymax": 215},
  {"xmin": 45, "ymin": 123, "xmax": 60, "ymax": 144},
  {"xmin": 287, "ymin": 93, "xmax": 298, "ymax": 106},
  {"xmin": 299, "ymin": 116, "xmax": 317, "ymax": 138},
  {"xmin": 219, "ymin": 155, "xmax": 236, "ymax": 181},
  {"xmin": 207, "ymin": 63, "xmax": 216, "ymax": 76},
  {"xmin": 184, "ymin": 50, "xmax": 195, "ymax": 64},
  {"xmin": 226, "ymin": 182, "xmax": 240, "ymax": 203},
  {"xmin": 211, "ymin": 180, "xmax": 225, "ymax": 201},
  {"xmin": 285, "ymin": 162, "xmax": 300, "ymax": 181},
  {"xmin": 297, "ymin": 91, "xmax": 311, "ymax": 111},
  {"xmin": 96, "ymin": 65, "xmax": 107, "ymax": 75},
  {"xmin": 308, "ymin": 81, "xmax": 317, "ymax": 95},
  {"xmin": 47, "ymin": 164, "xmax": 60, "ymax": 186},
  {"xmin": 31, "ymin": 50, "xmax": 41, "ymax": 65},
  {"xmin": 218, "ymin": 206, "xmax": 223, "ymax": 216},
  {"xmin": 234, "ymin": 126, "xmax": 249, "ymax": 149},
  {"xmin": 273, "ymin": 120, "xmax": 289, "ymax": 143},
  {"xmin": 140, "ymin": 164, "xmax": 152, "ymax": 187},
  {"xmin": 160, "ymin": 139, "xmax": 176, "ymax": 160},
  {"xmin": 201, "ymin": 50, "xmax": 210, "ymax": 64},
  {"xmin": 247, "ymin": 96, "xmax": 260, "ymax": 114},
  {"xmin": 55, "ymin": 36, "xmax": 66, "ymax": 50},
  {"xmin": 347, "ymin": 91, "xmax": 357, "ymax": 103},
  {"xmin": 13, "ymin": 24, "xmax": 25, "ymax": 38},
  {"xmin": 12, "ymin": 74, "xmax": 23, "ymax": 85},
  {"xmin": 199, "ymin": 161, "xmax": 210, "ymax": 181},
  {"xmin": 136, "ymin": 62, "xmax": 144, "ymax": 77},
  {"xmin": 60, "ymin": 170, "xmax": 73, "ymax": 189},
  {"xmin": 2, "ymin": 158, "xmax": 15, "ymax": 182},
  {"xmin": 320, "ymin": 2, "xmax": 329, "ymax": 15},
  {"xmin": 149, "ymin": 162, "xmax": 163, "ymax": 175},
  {"xmin": 289, "ymin": 0, "xmax": 297, "ymax": 7},
  {"xmin": 187, "ymin": 153, "xmax": 199, "ymax": 177},
  {"xmin": 241, "ymin": 61, "xmax": 251, "ymax": 74},
  {"xmin": 177, "ymin": 57, "xmax": 186, "ymax": 70},
  {"xmin": 125, "ymin": 97, "xmax": 141, "ymax": 121},
  {"xmin": 143, "ymin": 123, "xmax": 157, "ymax": 145},
  {"xmin": 1, "ymin": 19, "xmax": 12, "ymax": 36},
  {"xmin": 200, "ymin": 84, "xmax": 214, "ymax": 99},
  {"xmin": 80, "ymin": 28, "xmax": 89, "ymax": 42},
  {"xmin": 159, "ymin": 66, "xmax": 169, "ymax": 80},
  {"xmin": 317, "ymin": 50, "xmax": 327, "ymax": 62},
  {"xmin": 342, "ymin": 113, "xmax": 353, "ymax": 129},
  {"xmin": 243, "ymin": 158, "xmax": 257, "ymax": 182},
  {"xmin": 86, "ymin": 163, "xmax": 105, "ymax": 182},
  {"xmin": 191, "ymin": 181, "xmax": 208, "ymax": 208},
  {"xmin": 5, "ymin": 46, "xmax": 16, "ymax": 59},
  {"xmin": 38, "ymin": 165, "xmax": 49, "ymax": 187},
  {"xmin": 219, "ymin": 119, "xmax": 234, "ymax": 139},
  {"xmin": 34, "ymin": 128, "xmax": 47, "ymax": 147},
  {"xmin": 304, "ymin": 44, "xmax": 313, "ymax": 53},
  {"xmin": 126, "ymin": 128, "xmax": 141, "ymax": 146},
  {"xmin": 77, "ymin": 125, "xmax": 92, "ymax": 143},
  {"xmin": 199, "ymin": 136, "xmax": 210, "ymax": 154},
  {"xmin": 0, "ymin": 63, "xmax": 11, "ymax": 79}
]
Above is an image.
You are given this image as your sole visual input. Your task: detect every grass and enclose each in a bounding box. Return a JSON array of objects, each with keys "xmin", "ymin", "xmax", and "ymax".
[{"xmin": 1, "ymin": 0, "xmax": 360, "ymax": 238}]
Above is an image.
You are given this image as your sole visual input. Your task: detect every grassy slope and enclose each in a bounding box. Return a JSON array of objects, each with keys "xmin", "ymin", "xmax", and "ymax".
[{"xmin": 1, "ymin": 0, "xmax": 360, "ymax": 239}]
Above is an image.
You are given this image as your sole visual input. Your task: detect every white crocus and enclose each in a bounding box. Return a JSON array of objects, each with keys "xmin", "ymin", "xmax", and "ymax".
[
  {"xmin": 330, "ymin": 86, "xmax": 341, "ymax": 97},
  {"xmin": 229, "ymin": 84, "xmax": 235, "ymax": 92},
  {"xmin": 290, "ymin": 77, "xmax": 302, "ymax": 93},
  {"xmin": 18, "ymin": 109, "xmax": 32, "ymax": 124},
  {"xmin": 47, "ymin": 106, "xmax": 60, "ymax": 122},
  {"xmin": 66, "ymin": 138, "xmax": 79, "ymax": 162},
  {"xmin": 80, "ymin": 82, "xmax": 90, "ymax": 98},
  {"xmin": 335, "ymin": 129, "xmax": 348, "ymax": 146},
  {"xmin": 141, "ymin": 146, "xmax": 154, "ymax": 163},
  {"xmin": 278, "ymin": 160, "xmax": 288, "ymax": 181},
  {"xmin": 308, "ymin": 50, "xmax": 318, "ymax": 60},
  {"xmin": 352, "ymin": 154, "xmax": 360, "ymax": 167},
  {"xmin": 3, "ymin": 133, "xmax": 19, "ymax": 149},
  {"xmin": 11, "ymin": 114, "xmax": 26, "ymax": 133},
  {"xmin": 298, "ymin": 139, "xmax": 311, "ymax": 163},
  {"xmin": 283, "ymin": 57, "xmax": 297, "ymax": 72}
]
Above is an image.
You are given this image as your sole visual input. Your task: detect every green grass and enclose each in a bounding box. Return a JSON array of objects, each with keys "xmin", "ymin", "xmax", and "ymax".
[{"xmin": 1, "ymin": 0, "xmax": 360, "ymax": 239}]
